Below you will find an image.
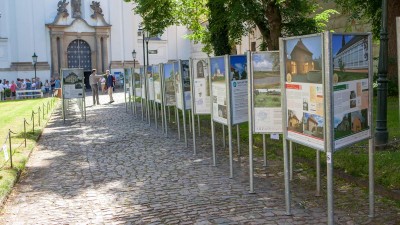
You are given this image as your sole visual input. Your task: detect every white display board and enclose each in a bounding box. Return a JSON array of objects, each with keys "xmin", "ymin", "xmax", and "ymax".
[
  {"xmin": 331, "ymin": 34, "xmax": 371, "ymax": 150},
  {"xmin": 174, "ymin": 62, "xmax": 184, "ymax": 110},
  {"xmin": 250, "ymin": 51, "xmax": 282, "ymax": 133},
  {"xmin": 163, "ymin": 63, "xmax": 176, "ymax": 106},
  {"xmin": 282, "ymin": 34, "xmax": 325, "ymax": 150},
  {"xmin": 134, "ymin": 68, "xmax": 141, "ymax": 97},
  {"xmin": 124, "ymin": 68, "xmax": 132, "ymax": 95},
  {"xmin": 191, "ymin": 58, "xmax": 211, "ymax": 115},
  {"xmin": 147, "ymin": 66, "xmax": 155, "ymax": 101},
  {"xmin": 140, "ymin": 67, "xmax": 146, "ymax": 99},
  {"xmin": 229, "ymin": 55, "xmax": 248, "ymax": 125},
  {"xmin": 153, "ymin": 64, "xmax": 162, "ymax": 104},
  {"xmin": 210, "ymin": 56, "xmax": 228, "ymax": 125},
  {"xmin": 61, "ymin": 68, "xmax": 84, "ymax": 99},
  {"xmin": 281, "ymin": 32, "xmax": 372, "ymax": 151},
  {"xmin": 174, "ymin": 60, "xmax": 191, "ymax": 110},
  {"xmin": 181, "ymin": 60, "xmax": 192, "ymax": 110}
]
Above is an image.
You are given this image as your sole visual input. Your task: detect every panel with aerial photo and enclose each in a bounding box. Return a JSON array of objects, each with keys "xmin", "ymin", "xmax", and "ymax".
[
  {"xmin": 284, "ymin": 36, "xmax": 323, "ymax": 84},
  {"xmin": 252, "ymin": 52, "xmax": 280, "ymax": 108}
]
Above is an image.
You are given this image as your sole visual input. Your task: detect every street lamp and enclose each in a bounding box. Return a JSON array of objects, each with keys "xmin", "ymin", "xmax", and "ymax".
[
  {"xmin": 144, "ymin": 30, "xmax": 150, "ymax": 67},
  {"xmin": 32, "ymin": 52, "xmax": 38, "ymax": 86},
  {"xmin": 138, "ymin": 25, "xmax": 146, "ymax": 67},
  {"xmin": 375, "ymin": 0, "xmax": 389, "ymax": 146},
  {"xmin": 132, "ymin": 49, "xmax": 137, "ymax": 69}
]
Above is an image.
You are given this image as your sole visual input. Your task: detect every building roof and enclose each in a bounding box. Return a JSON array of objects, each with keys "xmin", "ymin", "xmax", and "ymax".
[
  {"xmin": 336, "ymin": 36, "xmax": 365, "ymax": 55},
  {"xmin": 292, "ymin": 39, "xmax": 312, "ymax": 56},
  {"xmin": 308, "ymin": 115, "xmax": 317, "ymax": 124}
]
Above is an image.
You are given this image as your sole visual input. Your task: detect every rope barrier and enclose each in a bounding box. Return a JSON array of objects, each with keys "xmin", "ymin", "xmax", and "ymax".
[{"xmin": 0, "ymin": 99, "xmax": 56, "ymax": 169}]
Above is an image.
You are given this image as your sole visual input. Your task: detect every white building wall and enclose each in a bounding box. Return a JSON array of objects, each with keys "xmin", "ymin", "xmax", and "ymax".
[{"xmin": 0, "ymin": 0, "xmax": 193, "ymax": 81}]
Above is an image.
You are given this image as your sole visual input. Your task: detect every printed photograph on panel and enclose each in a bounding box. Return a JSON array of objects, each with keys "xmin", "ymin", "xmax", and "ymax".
[
  {"xmin": 334, "ymin": 112, "xmax": 352, "ymax": 139},
  {"xmin": 332, "ymin": 35, "xmax": 369, "ymax": 83},
  {"xmin": 153, "ymin": 65, "xmax": 160, "ymax": 81},
  {"xmin": 210, "ymin": 57, "xmax": 226, "ymax": 83},
  {"xmin": 194, "ymin": 59, "xmax": 210, "ymax": 96},
  {"xmin": 303, "ymin": 113, "xmax": 324, "ymax": 139},
  {"xmin": 174, "ymin": 62, "xmax": 180, "ymax": 94},
  {"xmin": 163, "ymin": 63, "xmax": 176, "ymax": 105},
  {"xmin": 134, "ymin": 69, "xmax": 140, "ymax": 89},
  {"xmin": 181, "ymin": 60, "xmax": 190, "ymax": 92},
  {"xmin": 288, "ymin": 109, "xmax": 303, "ymax": 133},
  {"xmin": 284, "ymin": 36, "xmax": 323, "ymax": 84},
  {"xmin": 229, "ymin": 55, "xmax": 247, "ymax": 81},
  {"xmin": 252, "ymin": 52, "xmax": 281, "ymax": 108},
  {"xmin": 147, "ymin": 66, "xmax": 153, "ymax": 78}
]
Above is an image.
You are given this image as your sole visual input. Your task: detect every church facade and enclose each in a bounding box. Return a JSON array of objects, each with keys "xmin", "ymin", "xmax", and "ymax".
[{"xmin": 0, "ymin": 0, "xmax": 192, "ymax": 85}]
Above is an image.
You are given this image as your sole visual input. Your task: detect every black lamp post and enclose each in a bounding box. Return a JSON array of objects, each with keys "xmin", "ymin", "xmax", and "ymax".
[
  {"xmin": 138, "ymin": 25, "xmax": 146, "ymax": 68},
  {"xmin": 132, "ymin": 49, "xmax": 137, "ymax": 70},
  {"xmin": 144, "ymin": 30, "xmax": 150, "ymax": 68},
  {"xmin": 375, "ymin": 0, "xmax": 389, "ymax": 146},
  {"xmin": 32, "ymin": 52, "xmax": 38, "ymax": 86}
]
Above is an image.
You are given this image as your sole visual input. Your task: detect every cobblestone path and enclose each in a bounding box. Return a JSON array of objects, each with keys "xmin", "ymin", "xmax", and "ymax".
[{"xmin": 0, "ymin": 92, "xmax": 399, "ymax": 224}]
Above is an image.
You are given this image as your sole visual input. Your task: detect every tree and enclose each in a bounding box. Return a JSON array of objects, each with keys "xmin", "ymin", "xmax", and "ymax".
[
  {"xmin": 334, "ymin": 0, "xmax": 400, "ymax": 83},
  {"xmin": 207, "ymin": 0, "xmax": 231, "ymax": 55},
  {"xmin": 124, "ymin": 0, "xmax": 337, "ymax": 54},
  {"xmin": 226, "ymin": 0, "xmax": 337, "ymax": 50}
]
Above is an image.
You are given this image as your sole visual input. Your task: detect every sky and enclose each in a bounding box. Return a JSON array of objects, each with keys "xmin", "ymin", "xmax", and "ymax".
[
  {"xmin": 163, "ymin": 63, "xmax": 173, "ymax": 79},
  {"xmin": 332, "ymin": 34, "xmax": 355, "ymax": 56},
  {"xmin": 252, "ymin": 52, "xmax": 279, "ymax": 71},
  {"xmin": 230, "ymin": 55, "xmax": 246, "ymax": 74},
  {"xmin": 304, "ymin": 113, "xmax": 324, "ymax": 126},
  {"xmin": 210, "ymin": 57, "xmax": 226, "ymax": 76},
  {"xmin": 285, "ymin": 35, "xmax": 322, "ymax": 60}
]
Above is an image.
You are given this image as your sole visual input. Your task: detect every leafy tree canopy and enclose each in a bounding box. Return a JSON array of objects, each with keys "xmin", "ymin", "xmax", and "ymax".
[
  {"xmin": 332, "ymin": 0, "xmax": 381, "ymax": 38},
  {"xmin": 124, "ymin": 0, "xmax": 337, "ymax": 54}
]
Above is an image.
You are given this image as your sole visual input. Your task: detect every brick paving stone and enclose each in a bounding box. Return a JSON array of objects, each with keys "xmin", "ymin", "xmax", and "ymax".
[{"xmin": 0, "ymin": 92, "xmax": 399, "ymax": 224}]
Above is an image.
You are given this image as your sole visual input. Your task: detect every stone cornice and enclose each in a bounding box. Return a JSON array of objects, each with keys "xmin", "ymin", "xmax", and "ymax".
[
  {"xmin": 9, "ymin": 62, "xmax": 50, "ymax": 71},
  {"xmin": 46, "ymin": 18, "xmax": 111, "ymax": 29}
]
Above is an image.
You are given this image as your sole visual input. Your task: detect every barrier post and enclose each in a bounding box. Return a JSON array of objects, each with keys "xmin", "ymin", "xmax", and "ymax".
[
  {"xmin": 32, "ymin": 111, "xmax": 35, "ymax": 134},
  {"xmin": 24, "ymin": 119, "xmax": 27, "ymax": 147},
  {"xmin": 38, "ymin": 107, "xmax": 41, "ymax": 127},
  {"xmin": 8, "ymin": 130, "xmax": 12, "ymax": 168}
]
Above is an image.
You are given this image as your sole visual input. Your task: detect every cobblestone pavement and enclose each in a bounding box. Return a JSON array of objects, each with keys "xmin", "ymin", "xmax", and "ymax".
[{"xmin": 0, "ymin": 91, "xmax": 399, "ymax": 224}]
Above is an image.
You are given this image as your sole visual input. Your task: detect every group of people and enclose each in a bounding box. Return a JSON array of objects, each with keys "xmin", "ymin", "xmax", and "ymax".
[
  {"xmin": 89, "ymin": 69, "xmax": 114, "ymax": 105},
  {"xmin": 0, "ymin": 77, "xmax": 61, "ymax": 101}
]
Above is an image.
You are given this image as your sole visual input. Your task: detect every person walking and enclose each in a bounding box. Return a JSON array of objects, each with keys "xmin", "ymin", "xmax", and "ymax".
[
  {"xmin": 106, "ymin": 70, "xmax": 114, "ymax": 103},
  {"xmin": 89, "ymin": 69, "xmax": 103, "ymax": 105}
]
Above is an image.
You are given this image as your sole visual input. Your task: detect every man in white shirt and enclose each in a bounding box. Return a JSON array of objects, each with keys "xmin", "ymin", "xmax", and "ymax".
[{"xmin": 89, "ymin": 69, "xmax": 104, "ymax": 105}]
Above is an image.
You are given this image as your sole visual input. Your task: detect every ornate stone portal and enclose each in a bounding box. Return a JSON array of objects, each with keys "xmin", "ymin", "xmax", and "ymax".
[
  {"xmin": 46, "ymin": 1, "xmax": 111, "ymax": 78},
  {"xmin": 71, "ymin": 0, "xmax": 82, "ymax": 18}
]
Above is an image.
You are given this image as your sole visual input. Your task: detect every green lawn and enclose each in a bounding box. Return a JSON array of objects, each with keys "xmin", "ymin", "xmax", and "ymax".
[
  {"xmin": 288, "ymin": 96, "xmax": 400, "ymax": 189},
  {"xmin": 0, "ymin": 98, "xmax": 57, "ymax": 200},
  {"xmin": 184, "ymin": 96, "xmax": 400, "ymax": 192}
]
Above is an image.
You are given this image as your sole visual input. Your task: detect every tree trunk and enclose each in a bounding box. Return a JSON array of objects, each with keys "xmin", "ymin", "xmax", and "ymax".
[
  {"xmin": 264, "ymin": 1, "xmax": 282, "ymax": 50},
  {"xmin": 208, "ymin": 0, "xmax": 231, "ymax": 56},
  {"xmin": 387, "ymin": 0, "xmax": 400, "ymax": 82}
]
